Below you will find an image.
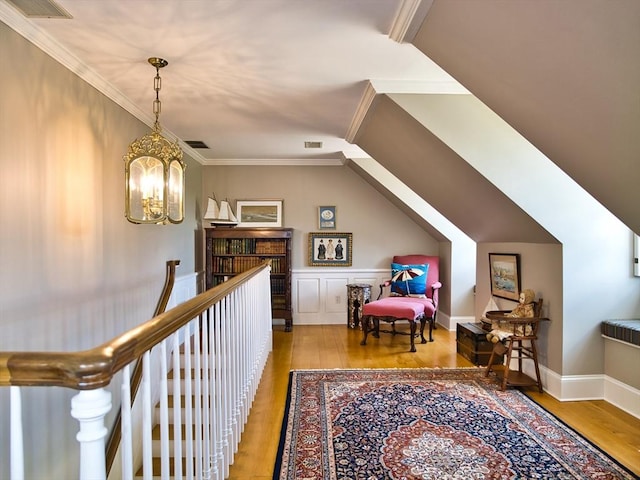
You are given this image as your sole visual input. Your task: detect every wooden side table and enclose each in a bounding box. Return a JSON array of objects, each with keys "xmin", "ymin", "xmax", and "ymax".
[{"xmin": 347, "ymin": 284, "xmax": 371, "ymax": 329}]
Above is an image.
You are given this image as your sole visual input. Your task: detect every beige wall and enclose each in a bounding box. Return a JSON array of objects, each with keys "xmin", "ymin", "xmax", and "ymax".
[
  {"xmin": 0, "ymin": 22, "xmax": 201, "ymax": 479},
  {"xmin": 476, "ymin": 243, "xmax": 563, "ymax": 373},
  {"xmin": 201, "ymin": 165, "xmax": 438, "ymax": 270}
]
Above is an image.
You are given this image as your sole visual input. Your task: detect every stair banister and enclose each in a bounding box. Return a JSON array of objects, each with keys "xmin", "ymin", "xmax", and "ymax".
[{"xmin": 1, "ymin": 261, "xmax": 273, "ymax": 480}]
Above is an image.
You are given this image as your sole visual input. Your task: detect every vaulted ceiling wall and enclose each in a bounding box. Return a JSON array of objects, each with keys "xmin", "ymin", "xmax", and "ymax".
[
  {"xmin": 353, "ymin": 94, "xmax": 556, "ymax": 244},
  {"xmin": 412, "ymin": 0, "xmax": 640, "ymax": 234}
]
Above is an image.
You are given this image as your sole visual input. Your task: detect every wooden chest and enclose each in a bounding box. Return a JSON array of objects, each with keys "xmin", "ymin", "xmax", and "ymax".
[{"xmin": 456, "ymin": 322, "xmax": 502, "ymax": 366}]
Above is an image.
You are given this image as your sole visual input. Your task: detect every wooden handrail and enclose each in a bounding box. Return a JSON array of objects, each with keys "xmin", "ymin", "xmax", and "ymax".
[
  {"xmin": 0, "ymin": 261, "xmax": 271, "ymax": 391},
  {"xmin": 154, "ymin": 260, "xmax": 181, "ymax": 318}
]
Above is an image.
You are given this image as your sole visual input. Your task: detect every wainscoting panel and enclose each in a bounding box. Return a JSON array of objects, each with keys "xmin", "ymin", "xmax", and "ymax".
[
  {"xmin": 296, "ymin": 278, "xmax": 321, "ymax": 313},
  {"xmin": 293, "ymin": 269, "xmax": 387, "ymax": 325},
  {"xmin": 325, "ymin": 277, "xmax": 350, "ymax": 313}
]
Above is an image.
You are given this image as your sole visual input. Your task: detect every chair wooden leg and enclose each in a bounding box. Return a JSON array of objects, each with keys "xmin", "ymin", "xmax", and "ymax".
[
  {"xmin": 419, "ymin": 318, "xmax": 427, "ymax": 344},
  {"xmin": 485, "ymin": 348, "xmax": 497, "ymax": 377},
  {"xmin": 501, "ymin": 340, "xmax": 515, "ymax": 391},
  {"xmin": 530, "ymin": 339, "xmax": 543, "ymax": 393},
  {"xmin": 360, "ymin": 316, "xmax": 370, "ymax": 346},
  {"xmin": 409, "ymin": 320, "xmax": 417, "ymax": 352}
]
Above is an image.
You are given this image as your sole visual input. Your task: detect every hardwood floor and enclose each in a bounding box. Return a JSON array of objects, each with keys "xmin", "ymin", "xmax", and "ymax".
[{"xmin": 228, "ymin": 324, "xmax": 640, "ymax": 479}]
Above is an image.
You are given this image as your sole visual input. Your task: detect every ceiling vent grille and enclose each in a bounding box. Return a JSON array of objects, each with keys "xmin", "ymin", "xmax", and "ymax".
[
  {"xmin": 185, "ymin": 140, "xmax": 210, "ymax": 149},
  {"xmin": 304, "ymin": 141, "xmax": 323, "ymax": 149},
  {"xmin": 5, "ymin": 0, "xmax": 72, "ymax": 18}
]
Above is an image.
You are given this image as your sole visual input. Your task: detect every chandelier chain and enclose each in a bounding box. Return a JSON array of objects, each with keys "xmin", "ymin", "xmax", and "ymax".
[{"xmin": 153, "ymin": 67, "xmax": 162, "ymax": 132}]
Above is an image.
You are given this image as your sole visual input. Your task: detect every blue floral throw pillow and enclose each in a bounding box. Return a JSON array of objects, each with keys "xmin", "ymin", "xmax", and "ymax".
[{"xmin": 390, "ymin": 263, "xmax": 429, "ymax": 297}]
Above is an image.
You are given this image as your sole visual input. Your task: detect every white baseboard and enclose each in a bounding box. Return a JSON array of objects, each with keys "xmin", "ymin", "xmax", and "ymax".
[
  {"xmin": 512, "ymin": 362, "xmax": 639, "ymax": 419},
  {"xmin": 604, "ymin": 375, "xmax": 640, "ymax": 418},
  {"xmin": 441, "ymin": 315, "xmax": 475, "ymax": 331}
]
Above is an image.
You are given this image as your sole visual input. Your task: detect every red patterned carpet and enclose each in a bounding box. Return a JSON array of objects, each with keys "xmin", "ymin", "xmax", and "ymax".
[{"xmin": 273, "ymin": 368, "xmax": 635, "ymax": 479}]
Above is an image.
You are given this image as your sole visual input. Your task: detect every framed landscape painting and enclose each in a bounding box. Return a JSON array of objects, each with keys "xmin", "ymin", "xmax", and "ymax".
[
  {"xmin": 489, "ymin": 253, "xmax": 521, "ymax": 301},
  {"xmin": 236, "ymin": 200, "xmax": 283, "ymax": 227}
]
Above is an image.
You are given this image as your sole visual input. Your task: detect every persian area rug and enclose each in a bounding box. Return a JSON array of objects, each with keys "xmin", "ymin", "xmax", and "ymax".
[{"xmin": 273, "ymin": 368, "xmax": 635, "ymax": 480}]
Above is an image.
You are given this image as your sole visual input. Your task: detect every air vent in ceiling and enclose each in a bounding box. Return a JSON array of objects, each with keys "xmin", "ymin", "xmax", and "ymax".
[
  {"xmin": 304, "ymin": 141, "xmax": 323, "ymax": 149},
  {"xmin": 185, "ymin": 140, "xmax": 210, "ymax": 149},
  {"xmin": 6, "ymin": 0, "xmax": 72, "ymax": 18}
]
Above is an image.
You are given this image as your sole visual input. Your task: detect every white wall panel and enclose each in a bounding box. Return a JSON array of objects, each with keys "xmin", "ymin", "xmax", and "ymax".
[
  {"xmin": 292, "ymin": 269, "xmax": 388, "ymax": 325},
  {"xmin": 325, "ymin": 278, "xmax": 349, "ymax": 313},
  {"xmin": 296, "ymin": 278, "xmax": 320, "ymax": 313}
]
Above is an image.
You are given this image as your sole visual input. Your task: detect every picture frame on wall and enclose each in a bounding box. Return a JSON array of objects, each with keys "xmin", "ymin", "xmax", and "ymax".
[
  {"xmin": 236, "ymin": 200, "xmax": 283, "ymax": 227},
  {"xmin": 318, "ymin": 206, "xmax": 336, "ymax": 229},
  {"xmin": 308, "ymin": 232, "xmax": 352, "ymax": 266},
  {"xmin": 489, "ymin": 253, "xmax": 521, "ymax": 301}
]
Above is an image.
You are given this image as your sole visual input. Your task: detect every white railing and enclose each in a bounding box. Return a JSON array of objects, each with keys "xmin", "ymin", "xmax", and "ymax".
[{"xmin": 2, "ymin": 263, "xmax": 273, "ymax": 480}]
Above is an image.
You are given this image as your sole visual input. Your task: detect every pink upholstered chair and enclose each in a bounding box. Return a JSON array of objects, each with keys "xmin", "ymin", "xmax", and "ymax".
[{"xmin": 360, "ymin": 255, "xmax": 441, "ymax": 352}]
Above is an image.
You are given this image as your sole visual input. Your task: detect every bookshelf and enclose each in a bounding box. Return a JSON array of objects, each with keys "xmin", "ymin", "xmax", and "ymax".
[{"xmin": 205, "ymin": 227, "xmax": 293, "ymax": 331}]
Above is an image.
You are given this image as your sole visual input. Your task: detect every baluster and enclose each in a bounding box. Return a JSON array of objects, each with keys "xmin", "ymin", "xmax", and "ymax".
[
  {"xmin": 121, "ymin": 364, "xmax": 133, "ymax": 480},
  {"xmin": 142, "ymin": 352, "xmax": 153, "ymax": 480},
  {"xmin": 222, "ymin": 296, "xmax": 232, "ymax": 479},
  {"xmin": 239, "ymin": 284, "xmax": 247, "ymax": 429},
  {"xmin": 208, "ymin": 304, "xmax": 219, "ymax": 480},
  {"xmin": 71, "ymin": 388, "xmax": 112, "ymax": 480},
  {"xmin": 202, "ymin": 311, "xmax": 211, "ymax": 478},
  {"xmin": 230, "ymin": 291, "xmax": 239, "ymax": 458},
  {"xmin": 183, "ymin": 320, "xmax": 194, "ymax": 480},
  {"xmin": 10, "ymin": 386, "xmax": 24, "ymax": 480},
  {"xmin": 194, "ymin": 316, "xmax": 203, "ymax": 479},
  {"xmin": 232, "ymin": 290, "xmax": 244, "ymax": 452},
  {"xmin": 159, "ymin": 340, "xmax": 170, "ymax": 480},
  {"xmin": 214, "ymin": 301, "xmax": 224, "ymax": 480},
  {"xmin": 172, "ymin": 331, "xmax": 183, "ymax": 479}
]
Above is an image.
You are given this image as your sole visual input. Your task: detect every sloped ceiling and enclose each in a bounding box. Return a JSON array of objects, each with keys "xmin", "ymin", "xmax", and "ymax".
[
  {"xmin": 352, "ymin": 94, "xmax": 557, "ymax": 244},
  {"xmin": 347, "ymin": 159, "xmax": 450, "ymax": 242},
  {"xmin": 412, "ymin": 0, "xmax": 640, "ymax": 234}
]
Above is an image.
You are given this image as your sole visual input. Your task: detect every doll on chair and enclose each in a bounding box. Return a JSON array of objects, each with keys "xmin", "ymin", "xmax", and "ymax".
[{"xmin": 486, "ymin": 289, "xmax": 536, "ymax": 343}]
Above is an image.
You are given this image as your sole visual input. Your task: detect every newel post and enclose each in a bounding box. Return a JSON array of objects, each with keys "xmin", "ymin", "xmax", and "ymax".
[{"xmin": 70, "ymin": 388, "xmax": 112, "ymax": 480}]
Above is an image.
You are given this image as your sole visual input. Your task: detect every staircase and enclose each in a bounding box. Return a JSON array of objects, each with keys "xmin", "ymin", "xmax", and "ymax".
[
  {"xmin": 136, "ymin": 348, "xmax": 219, "ymax": 479},
  {"xmin": 1, "ymin": 262, "xmax": 273, "ymax": 480},
  {"xmin": 129, "ymin": 302, "xmax": 272, "ymax": 480}
]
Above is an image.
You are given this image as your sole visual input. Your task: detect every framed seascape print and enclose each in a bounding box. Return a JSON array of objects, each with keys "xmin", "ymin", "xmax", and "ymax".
[
  {"xmin": 308, "ymin": 232, "xmax": 352, "ymax": 266},
  {"xmin": 318, "ymin": 206, "xmax": 336, "ymax": 229},
  {"xmin": 489, "ymin": 253, "xmax": 521, "ymax": 301},
  {"xmin": 236, "ymin": 200, "xmax": 283, "ymax": 227}
]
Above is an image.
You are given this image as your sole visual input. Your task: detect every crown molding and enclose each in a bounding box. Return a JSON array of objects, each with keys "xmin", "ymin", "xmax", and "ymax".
[
  {"xmin": 0, "ymin": 3, "xmax": 146, "ymax": 123},
  {"xmin": 389, "ymin": 0, "xmax": 433, "ymax": 43},
  {"xmin": 201, "ymin": 158, "xmax": 347, "ymax": 167},
  {"xmin": 345, "ymin": 82, "xmax": 378, "ymax": 143},
  {"xmin": 0, "ymin": 2, "xmax": 207, "ymax": 165},
  {"xmin": 345, "ymin": 78, "xmax": 468, "ymax": 143},
  {"xmin": 370, "ymin": 79, "xmax": 469, "ymax": 95}
]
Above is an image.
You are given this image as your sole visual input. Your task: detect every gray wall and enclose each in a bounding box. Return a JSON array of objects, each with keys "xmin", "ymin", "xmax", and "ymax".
[
  {"xmin": 475, "ymin": 243, "xmax": 563, "ymax": 374},
  {"xmin": 201, "ymin": 165, "xmax": 439, "ymax": 270}
]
